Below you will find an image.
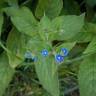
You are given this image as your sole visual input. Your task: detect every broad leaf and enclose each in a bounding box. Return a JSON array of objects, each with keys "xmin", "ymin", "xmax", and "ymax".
[
  {"xmin": 84, "ymin": 37, "xmax": 96, "ymax": 54},
  {"xmin": 50, "ymin": 14, "xmax": 85, "ymax": 40},
  {"xmin": 84, "ymin": 23, "xmax": 96, "ymax": 34},
  {"xmin": 4, "ymin": 6, "xmax": 38, "ymax": 37},
  {"xmin": 0, "ymin": 53, "xmax": 14, "ymax": 96},
  {"xmin": 35, "ymin": 0, "xmax": 63, "ymax": 19},
  {"xmin": 70, "ymin": 32, "xmax": 93, "ymax": 43},
  {"xmin": 69, "ymin": 23, "xmax": 96, "ymax": 42},
  {"xmin": 79, "ymin": 37, "xmax": 96, "ymax": 96},
  {"xmin": 7, "ymin": 28, "xmax": 26, "ymax": 68},
  {"xmin": 78, "ymin": 54, "xmax": 96, "ymax": 96},
  {"xmin": 35, "ymin": 55, "xmax": 60, "ymax": 96},
  {"xmin": 0, "ymin": 14, "xmax": 3, "ymax": 36}
]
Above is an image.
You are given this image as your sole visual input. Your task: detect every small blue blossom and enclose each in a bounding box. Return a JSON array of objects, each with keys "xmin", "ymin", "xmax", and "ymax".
[
  {"xmin": 61, "ymin": 48, "xmax": 68, "ymax": 56},
  {"xmin": 41, "ymin": 49, "xmax": 48, "ymax": 56},
  {"xmin": 55, "ymin": 54, "xmax": 64, "ymax": 63},
  {"xmin": 24, "ymin": 51, "xmax": 32, "ymax": 59}
]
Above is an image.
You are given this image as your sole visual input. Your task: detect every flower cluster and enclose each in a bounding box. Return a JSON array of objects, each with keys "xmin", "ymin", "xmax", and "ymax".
[
  {"xmin": 24, "ymin": 48, "xmax": 68, "ymax": 63},
  {"xmin": 55, "ymin": 48, "xmax": 68, "ymax": 63}
]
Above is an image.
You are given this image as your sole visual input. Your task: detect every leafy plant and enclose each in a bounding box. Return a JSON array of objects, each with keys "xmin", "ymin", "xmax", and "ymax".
[{"xmin": 0, "ymin": 0, "xmax": 96, "ymax": 96}]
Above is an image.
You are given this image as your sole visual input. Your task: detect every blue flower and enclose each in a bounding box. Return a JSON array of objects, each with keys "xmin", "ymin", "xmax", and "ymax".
[
  {"xmin": 55, "ymin": 54, "xmax": 64, "ymax": 63},
  {"xmin": 61, "ymin": 48, "xmax": 68, "ymax": 56},
  {"xmin": 41, "ymin": 49, "xmax": 48, "ymax": 56}
]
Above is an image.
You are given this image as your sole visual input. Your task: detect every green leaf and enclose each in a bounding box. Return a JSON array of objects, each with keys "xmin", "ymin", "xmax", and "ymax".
[
  {"xmin": 38, "ymin": 15, "xmax": 53, "ymax": 41},
  {"xmin": 35, "ymin": 0, "xmax": 63, "ymax": 19},
  {"xmin": 84, "ymin": 23, "xmax": 96, "ymax": 34},
  {"xmin": 4, "ymin": 6, "xmax": 38, "ymax": 37},
  {"xmin": 83, "ymin": 37, "xmax": 96, "ymax": 54},
  {"xmin": 55, "ymin": 42, "xmax": 76, "ymax": 53},
  {"xmin": 69, "ymin": 23, "xmax": 96, "ymax": 43},
  {"xmin": 35, "ymin": 55, "xmax": 60, "ymax": 96},
  {"xmin": 0, "ymin": 53, "xmax": 14, "ymax": 96},
  {"xmin": 69, "ymin": 32, "xmax": 93, "ymax": 43},
  {"xmin": 50, "ymin": 14, "xmax": 85, "ymax": 40},
  {"xmin": 7, "ymin": 28, "xmax": 26, "ymax": 68},
  {"xmin": 79, "ymin": 37, "xmax": 96, "ymax": 96},
  {"xmin": 78, "ymin": 54, "xmax": 96, "ymax": 96},
  {"xmin": 0, "ymin": 14, "xmax": 3, "ymax": 36}
]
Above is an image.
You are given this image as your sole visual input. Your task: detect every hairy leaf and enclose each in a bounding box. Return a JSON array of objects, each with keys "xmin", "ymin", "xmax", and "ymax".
[
  {"xmin": 84, "ymin": 37, "xmax": 96, "ymax": 54},
  {"xmin": 7, "ymin": 28, "xmax": 26, "ymax": 68},
  {"xmin": 4, "ymin": 6, "xmax": 38, "ymax": 37},
  {"xmin": 0, "ymin": 53, "xmax": 14, "ymax": 96},
  {"xmin": 35, "ymin": 55, "xmax": 60, "ymax": 96},
  {"xmin": 79, "ymin": 37, "xmax": 96, "ymax": 96},
  {"xmin": 50, "ymin": 14, "xmax": 85, "ymax": 40},
  {"xmin": 79, "ymin": 54, "xmax": 96, "ymax": 96},
  {"xmin": 35, "ymin": 0, "xmax": 63, "ymax": 19},
  {"xmin": 85, "ymin": 23, "xmax": 96, "ymax": 34},
  {"xmin": 69, "ymin": 23, "xmax": 96, "ymax": 42},
  {"xmin": 38, "ymin": 15, "xmax": 53, "ymax": 41},
  {"xmin": 70, "ymin": 32, "xmax": 93, "ymax": 43}
]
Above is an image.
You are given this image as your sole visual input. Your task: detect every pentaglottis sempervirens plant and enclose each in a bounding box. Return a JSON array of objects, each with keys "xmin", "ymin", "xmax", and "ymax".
[{"xmin": 0, "ymin": 0, "xmax": 96, "ymax": 96}]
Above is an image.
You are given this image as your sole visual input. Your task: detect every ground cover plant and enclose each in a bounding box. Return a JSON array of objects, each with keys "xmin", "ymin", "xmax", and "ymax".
[{"xmin": 0, "ymin": 0, "xmax": 96, "ymax": 96}]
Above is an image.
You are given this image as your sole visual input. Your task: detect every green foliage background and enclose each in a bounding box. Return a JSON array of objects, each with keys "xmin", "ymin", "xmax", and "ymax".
[{"xmin": 0, "ymin": 0, "xmax": 96, "ymax": 96}]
